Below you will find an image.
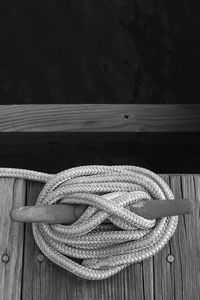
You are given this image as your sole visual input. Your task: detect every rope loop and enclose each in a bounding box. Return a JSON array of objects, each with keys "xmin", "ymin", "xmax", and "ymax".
[
  {"xmin": 0, "ymin": 165, "xmax": 178, "ymax": 280},
  {"xmin": 32, "ymin": 165, "xmax": 178, "ymax": 280}
]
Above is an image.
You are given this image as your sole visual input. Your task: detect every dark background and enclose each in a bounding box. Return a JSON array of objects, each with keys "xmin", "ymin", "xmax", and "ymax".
[
  {"xmin": 0, "ymin": 0, "xmax": 200, "ymax": 173},
  {"xmin": 0, "ymin": 0, "xmax": 199, "ymax": 104}
]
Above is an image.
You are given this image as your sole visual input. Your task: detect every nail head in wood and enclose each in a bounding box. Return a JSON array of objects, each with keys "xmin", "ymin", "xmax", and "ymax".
[
  {"xmin": 37, "ymin": 254, "xmax": 45, "ymax": 262},
  {"xmin": 1, "ymin": 254, "xmax": 10, "ymax": 263},
  {"xmin": 167, "ymin": 254, "xmax": 175, "ymax": 263}
]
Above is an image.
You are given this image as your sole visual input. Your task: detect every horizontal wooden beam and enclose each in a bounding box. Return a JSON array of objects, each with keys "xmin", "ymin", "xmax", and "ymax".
[{"xmin": 0, "ymin": 104, "xmax": 199, "ymax": 132}]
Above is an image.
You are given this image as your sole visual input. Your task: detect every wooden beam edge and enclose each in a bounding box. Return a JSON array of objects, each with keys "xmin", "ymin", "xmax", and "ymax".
[{"xmin": 0, "ymin": 104, "xmax": 199, "ymax": 132}]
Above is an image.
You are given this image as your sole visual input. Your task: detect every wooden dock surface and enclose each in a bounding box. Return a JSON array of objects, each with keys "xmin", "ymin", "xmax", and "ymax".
[{"xmin": 0, "ymin": 174, "xmax": 200, "ymax": 300}]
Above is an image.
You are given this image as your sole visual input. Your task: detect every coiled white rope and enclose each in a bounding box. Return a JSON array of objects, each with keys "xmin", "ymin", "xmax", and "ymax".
[{"xmin": 0, "ymin": 165, "xmax": 178, "ymax": 280}]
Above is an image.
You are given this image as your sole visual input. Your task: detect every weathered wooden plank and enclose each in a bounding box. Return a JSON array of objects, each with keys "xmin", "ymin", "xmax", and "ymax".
[
  {"xmin": 0, "ymin": 178, "xmax": 26, "ymax": 300},
  {"xmin": 152, "ymin": 175, "xmax": 172, "ymax": 300},
  {"xmin": 180, "ymin": 175, "xmax": 200, "ymax": 297},
  {"xmin": 0, "ymin": 105, "xmax": 199, "ymax": 132},
  {"xmin": 0, "ymin": 175, "xmax": 199, "ymax": 299},
  {"xmin": 169, "ymin": 175, "xmax": 200, "ymax": 300},
  {"xmin": 20, "ymin": 174, "xmax": 200, "ymax": 299}
]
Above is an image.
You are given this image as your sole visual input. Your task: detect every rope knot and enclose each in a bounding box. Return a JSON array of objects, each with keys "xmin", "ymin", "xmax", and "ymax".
[{"xmin": 31, "ymin": 165, "xmax": 178, "ymax": 280}]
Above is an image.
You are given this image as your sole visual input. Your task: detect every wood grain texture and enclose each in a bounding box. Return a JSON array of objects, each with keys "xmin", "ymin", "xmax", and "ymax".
[
  {"xmin": 0, "ymin": 105, "xmax": 200, "ymax": 132},
  {"xmin": 0, "ymin": 178, "xmax": 26, "ymax": 300},
  {"xmin": 20, "ymin": 175, "xmax": 200, "ymax": 300}
]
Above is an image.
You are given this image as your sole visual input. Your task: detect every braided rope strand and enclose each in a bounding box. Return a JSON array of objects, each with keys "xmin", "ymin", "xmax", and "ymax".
[{"xmin": 0, "ymin": 166, "xmax": 178, "ymax": 280}]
